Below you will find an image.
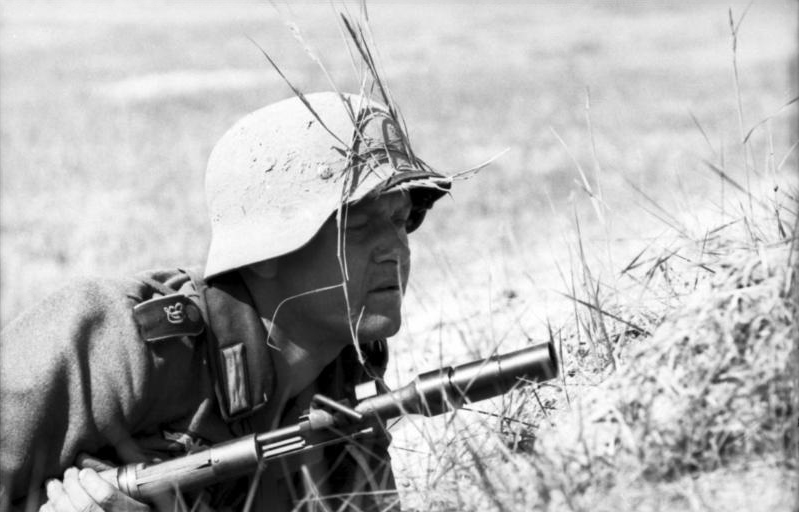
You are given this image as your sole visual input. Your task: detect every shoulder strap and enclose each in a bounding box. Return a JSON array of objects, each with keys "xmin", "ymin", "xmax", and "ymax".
[{"xmin": 131, "ymin": 273, "xmax": 205, "ymax": 343}]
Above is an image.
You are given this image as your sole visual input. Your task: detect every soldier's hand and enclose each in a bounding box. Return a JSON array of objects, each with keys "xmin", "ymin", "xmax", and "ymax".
[{"xmin": 40, "ymin": 467, "xmax": 150, "ymax": 512}]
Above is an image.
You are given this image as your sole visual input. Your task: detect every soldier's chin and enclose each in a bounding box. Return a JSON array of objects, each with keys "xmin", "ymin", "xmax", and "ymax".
[{"xmin": 356, "ymin": 312, "xmax": 402, "ymax": 340}]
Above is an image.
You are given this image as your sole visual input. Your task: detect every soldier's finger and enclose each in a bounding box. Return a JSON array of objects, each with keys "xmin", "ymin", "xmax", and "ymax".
[
  {"xmin": 39, "ymin": 503, "xmax": 56, "ymax": 512},
  {"xmin": 44, "ymin": 479, "xmax": 77, "ymax": 512},
  {"xmin": 75, "ymin": 469, "xmax": 119, "ymax": 510},
  {"xmin": 62, "ymin": 467, "xmax": 103, "ymax": 512},
  {"xmin": 75, "ymin": 453, "xmax": 113, "ymax": 472},
  {"xmin": 78, "ymin": 468, "xmax": 149, "ymax": 511}
]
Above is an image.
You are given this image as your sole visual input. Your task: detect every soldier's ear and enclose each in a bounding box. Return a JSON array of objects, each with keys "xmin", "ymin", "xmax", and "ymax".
[{"xmin": 246, "ymin": 259, "xmax": 278, "ymax": 280}]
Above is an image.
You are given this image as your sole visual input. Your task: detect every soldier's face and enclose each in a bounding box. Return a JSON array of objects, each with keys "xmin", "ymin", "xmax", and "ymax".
[{"xmin": 273, "ymin": 191, "xmax": 412, "ymax": 344}]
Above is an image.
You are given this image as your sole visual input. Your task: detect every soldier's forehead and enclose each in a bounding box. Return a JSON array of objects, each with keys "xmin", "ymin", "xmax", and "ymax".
[{"xmin": 350, "ymin": 191, "xmax": 412, "ymax": 213}]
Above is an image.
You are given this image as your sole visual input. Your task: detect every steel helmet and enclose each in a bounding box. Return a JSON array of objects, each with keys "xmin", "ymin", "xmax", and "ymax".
[{"xmin": 204, "ymin": 92, "xmax": 450, "ymax": 279}]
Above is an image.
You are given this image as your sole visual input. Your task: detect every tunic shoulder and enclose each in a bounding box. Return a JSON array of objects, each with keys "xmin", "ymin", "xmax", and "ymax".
[{"xmin": 0, "ymin": 268, "xmax": 209, "ymax": 503}]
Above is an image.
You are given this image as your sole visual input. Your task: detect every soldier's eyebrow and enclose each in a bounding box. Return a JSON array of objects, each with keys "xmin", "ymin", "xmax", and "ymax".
[
  {"xmin": 343, "ymin": 200, "xmax": 377, "ymax": 227},
  {"xmin": 391, "ymin": 193, "xmax": 413, "ymax": 217},
  {"xmin": 381, "ymin": 191, "xmax": 411, "ymax": 210},
  {"xmin": 346, "ymin": 191, "xmax": 410, "ymax": 222}
]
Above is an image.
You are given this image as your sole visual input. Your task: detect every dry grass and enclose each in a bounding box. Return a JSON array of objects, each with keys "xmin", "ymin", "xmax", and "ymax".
[
  {"xmin": 528, "ymin": 236, "xmax": 797, "ymax": 511},
  {"xmin": 391, "ymin": 172, "xmax": 797, "ymax": 512}
]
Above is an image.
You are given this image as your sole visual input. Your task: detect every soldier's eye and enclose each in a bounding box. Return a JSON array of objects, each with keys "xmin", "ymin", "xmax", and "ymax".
[{"xmin": 392, "ymin": 213, "xmax": 409, "ymax": 229}]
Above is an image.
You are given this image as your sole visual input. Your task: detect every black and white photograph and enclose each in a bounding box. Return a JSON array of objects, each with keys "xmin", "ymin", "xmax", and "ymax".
[{"xmin": 1, "ymin": 1, "xmax": 797, "ymax": 511}]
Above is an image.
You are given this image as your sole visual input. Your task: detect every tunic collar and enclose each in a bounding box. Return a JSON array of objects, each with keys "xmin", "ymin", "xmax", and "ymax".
[{"xmin": 195, "ymin": 271, "xmax": 277, "ymax": 422}]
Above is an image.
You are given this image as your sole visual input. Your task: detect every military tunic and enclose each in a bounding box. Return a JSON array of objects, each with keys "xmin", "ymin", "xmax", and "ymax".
[{"xmin": 0, "ymin": 268, "xmax": 397, "ymax": 511}]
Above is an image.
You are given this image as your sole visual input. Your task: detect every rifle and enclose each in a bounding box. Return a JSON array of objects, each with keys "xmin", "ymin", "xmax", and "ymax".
[{"xmin": 98, "ymin": 342, "xmax": 558, "ymax": 501}]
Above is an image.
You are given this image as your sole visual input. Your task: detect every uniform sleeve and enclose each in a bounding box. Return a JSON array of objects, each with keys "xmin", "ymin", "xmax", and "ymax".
[{"xmin": 0, "ymin": 278, "xmax": 163, "ymax": 504}]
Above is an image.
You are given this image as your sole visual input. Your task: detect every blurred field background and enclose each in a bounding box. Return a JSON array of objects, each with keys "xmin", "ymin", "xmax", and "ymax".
[{"xmin": 1, "ymin": 1, "xmax": 797, "ymax": 510}]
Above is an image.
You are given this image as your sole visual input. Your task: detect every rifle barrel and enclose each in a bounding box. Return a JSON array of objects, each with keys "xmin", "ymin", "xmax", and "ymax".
[
  {"xmin": 355, "ymin": 342, "xmax": 558, "ymax": 420},
  {"xmin": 96, "ymin": 342, "xmax": 558, "ymax": 501}
]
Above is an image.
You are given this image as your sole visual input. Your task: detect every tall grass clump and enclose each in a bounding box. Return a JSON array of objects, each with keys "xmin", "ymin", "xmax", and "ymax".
[{"xmin": 523, "ymin": 217, "xmax": 797, "ymax": 510}]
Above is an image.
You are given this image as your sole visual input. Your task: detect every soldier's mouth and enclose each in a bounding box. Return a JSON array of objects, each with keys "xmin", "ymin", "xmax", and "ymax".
[{"xmin": 370, "ymin": 284, "xmax": 401, "ymax": 293}]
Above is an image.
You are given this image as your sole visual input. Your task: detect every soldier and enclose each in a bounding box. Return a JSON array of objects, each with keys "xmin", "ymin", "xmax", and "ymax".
[{"xmin": 0, "ymin": 92, "xmax": 450, "ymax": 511}]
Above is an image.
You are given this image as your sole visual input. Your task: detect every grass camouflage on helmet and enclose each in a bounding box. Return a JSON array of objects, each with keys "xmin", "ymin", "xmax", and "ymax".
[
  {"xmin": 203, "ymin": 92, "xmax": 451, "ymax": 280},
  {"xmin": 203, "ymin": 8, "xmax": 492, "ymax": 279}
]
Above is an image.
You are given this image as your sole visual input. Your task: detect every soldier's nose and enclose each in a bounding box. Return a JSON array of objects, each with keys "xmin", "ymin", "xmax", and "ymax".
[{"xmin": 373, "ymin": 246, "xmax": 401, "ymax": 264}]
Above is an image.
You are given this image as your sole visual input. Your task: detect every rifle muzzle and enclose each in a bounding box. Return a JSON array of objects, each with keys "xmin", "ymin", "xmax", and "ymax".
[{"xmin": 355, "ymin": 341, "xmax": 559, "ymax": 420}]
